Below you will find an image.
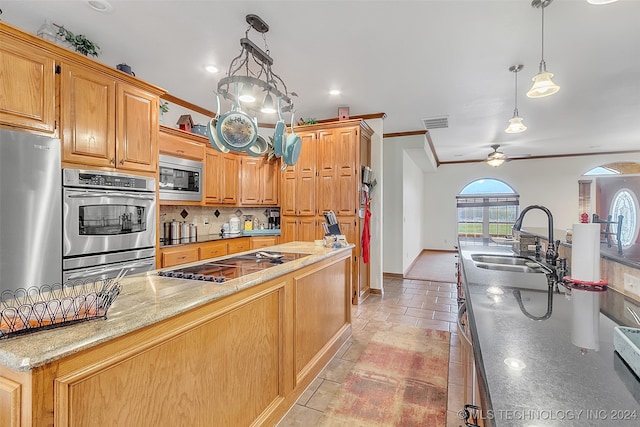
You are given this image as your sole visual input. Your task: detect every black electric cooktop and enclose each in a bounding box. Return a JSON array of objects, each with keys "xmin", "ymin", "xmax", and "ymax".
[{"xmin": 157, "ymin": 252, "xmax": 309, "ymax": 283}]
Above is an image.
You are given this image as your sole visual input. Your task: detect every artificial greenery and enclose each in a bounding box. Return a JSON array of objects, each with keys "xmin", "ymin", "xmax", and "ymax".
[
  {"xmin": 160, "ymin": 101, "xmax": 170, "ymax": 113},
  {"xmin": 298, "ymin": 117, "xmax": 318, "ymax": 125},
  {"xmin": 267, "ymin": 136, "xmax": 276, "ymax": 161},
  {"xmin": 56, "ymin": 25, "xmax": 100, "ymax": 57}
]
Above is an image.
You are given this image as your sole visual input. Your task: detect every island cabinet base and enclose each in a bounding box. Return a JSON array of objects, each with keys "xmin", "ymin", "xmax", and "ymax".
[{"xmin": 0, "ymin": 252, "xmax": 352, "ymax": 427}]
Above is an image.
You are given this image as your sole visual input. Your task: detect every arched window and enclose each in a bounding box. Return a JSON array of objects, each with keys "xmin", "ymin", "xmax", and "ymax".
[
  {"xmin": 457, "ymin": 179, "xmax": 519, "ymax": 243},
  {"xmin": 610, "ymin": 189, "xmax": 639, "ymax": 247}
]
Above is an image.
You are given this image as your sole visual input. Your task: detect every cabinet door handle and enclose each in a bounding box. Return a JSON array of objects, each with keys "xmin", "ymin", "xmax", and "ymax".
[
  {"xmin": 110, "ymin": 158, "xmax": 116, "ymax": 164},
  {"xmin": 462, "ymin": 404, "xmax": 481, "ymax": 427},
  {"xmin": 119, "ymin": 159, "xmax": 125, "ymax": 166}
]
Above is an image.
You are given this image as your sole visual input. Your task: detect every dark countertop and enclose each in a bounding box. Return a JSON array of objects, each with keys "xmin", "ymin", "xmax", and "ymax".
[
  {"xmin": 459, "ymin": 243, "xmax": 640, "ymax": 427},
  {"xmin": 160, "ymin": 230, "xmax": 280, "ymax": 248}
]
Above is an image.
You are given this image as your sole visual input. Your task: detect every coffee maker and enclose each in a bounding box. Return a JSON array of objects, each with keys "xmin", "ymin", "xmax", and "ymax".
[{"xmin": 267, "ymin": 208, "xmax": 280, "ymax": 229}]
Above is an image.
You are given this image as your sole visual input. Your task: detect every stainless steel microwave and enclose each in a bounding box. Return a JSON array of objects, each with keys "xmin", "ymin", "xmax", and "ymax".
[{"xmin": 159, "ymin": 155, "xmax": 202, "ymax": 201}]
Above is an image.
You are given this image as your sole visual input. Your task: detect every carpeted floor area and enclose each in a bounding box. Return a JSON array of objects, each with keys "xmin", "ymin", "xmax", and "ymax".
[
  {"xmin": 318, "ymin": 324, "xmax": 450, "ymax": 426},
  {"xmin": 404, "ymin": 250, "xmax": 458, "ymax": 283}
]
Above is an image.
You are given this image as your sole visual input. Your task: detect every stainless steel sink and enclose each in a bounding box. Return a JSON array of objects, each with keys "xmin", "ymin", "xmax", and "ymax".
[
  {"xmin": 474, "ymin": 263, "xmax": 548, "ymax": 273},
  {"xmin": 471, "ymin": 254, "xmax": 532, "ymax": 265},
  {"xmin": 471, "ymin": 254, "xmax": 552, "ymax": 274}
]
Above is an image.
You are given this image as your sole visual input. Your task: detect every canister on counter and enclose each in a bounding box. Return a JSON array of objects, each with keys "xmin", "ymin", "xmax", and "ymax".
[
  {"xmin": 170, "ymin": 220, "xmax": 180, "ymax": 244},
  {"xmin": 189, "ymin": 223, "xmax": 197, "ymax": 242},
  {"xmin": 181, "ymin": 221, "xmax": 189, "ymax": 243}
]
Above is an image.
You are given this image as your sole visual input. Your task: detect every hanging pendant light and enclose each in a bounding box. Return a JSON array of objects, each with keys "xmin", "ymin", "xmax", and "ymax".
[
  {"xmin": 260, "ymin": 92, "xmax": 276, "ymax": 114},
  {"xmin": 217, "ymin": 14, "xmax": 297, "ymax": 115},
  {"xmin": 505, "ymin": 64, "xmax": 527, "ymax": 134},
  {"xmin": 527, "ymin": 0, "xmax": 560, "ymax": 98},
  {"xmin": 238, "ymin": 83, "xmax": 256, "ymax": 103}
]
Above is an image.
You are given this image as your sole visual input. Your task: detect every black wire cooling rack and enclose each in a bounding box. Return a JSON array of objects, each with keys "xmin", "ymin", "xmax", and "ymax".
[{"xmin": 0, "ymin": 278, "xmax": 121, "ymax": 340}]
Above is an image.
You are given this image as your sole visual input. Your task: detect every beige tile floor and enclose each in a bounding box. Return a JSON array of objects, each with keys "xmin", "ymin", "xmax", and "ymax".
[{"xmin": 277, "ymin": 276, "xmax": 465, "ymax": 427}]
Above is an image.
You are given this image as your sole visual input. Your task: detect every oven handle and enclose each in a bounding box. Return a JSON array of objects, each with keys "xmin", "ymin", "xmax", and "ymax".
[
  {"xmin": 64, "ymin": 260, "xmax": 155, "ymax": 280},
  {"xmin": 67, "ymin": 192, "xmax": 155, "ymax": 201}
]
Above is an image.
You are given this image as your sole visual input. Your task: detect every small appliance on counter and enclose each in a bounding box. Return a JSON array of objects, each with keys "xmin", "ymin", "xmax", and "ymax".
[
  {"xmin": 267, "ymin": 208, "xmax": 280, "ymax": 229},
  {"xmin": 227, "ymin": 215, "xmax": 242, "ymax": 237},
  {"xmin": 244, "ymin": 215, "xmax": 254, "ymax": 231}
]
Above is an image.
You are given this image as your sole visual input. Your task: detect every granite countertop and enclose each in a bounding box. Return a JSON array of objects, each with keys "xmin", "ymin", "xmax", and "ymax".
[
  {"xmin": 459, "ymin": 243, "xmax": 640, "ymax": 427},
  {"xmin": 0, "ymin": 242, "xmax": 349, "ymax": 372},
  {"xmin": 160, "ymin": 230, "xmax": 281, "ymax": 248}
]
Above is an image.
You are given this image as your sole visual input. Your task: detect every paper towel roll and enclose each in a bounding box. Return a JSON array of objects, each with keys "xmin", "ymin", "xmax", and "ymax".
[
  {"xmin": 571, "ymin": 223, "xmax": 600, "ymax": 282},
  {"xmin": 570, "ymin": 223, "xmax": 601, "ymax": 351},
  {"xmin": 571, "ymin": 289, "xmax": 600, "ymax": 351}
]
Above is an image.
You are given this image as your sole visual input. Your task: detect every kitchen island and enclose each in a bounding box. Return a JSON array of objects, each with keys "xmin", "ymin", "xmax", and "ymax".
[
  {"xmin": 459, "ymin": 243, "xmax": 640, "ymax": 427},
  {"xmin": 0, "ymin": 242, "xmax": 353, "ymax": 426}
]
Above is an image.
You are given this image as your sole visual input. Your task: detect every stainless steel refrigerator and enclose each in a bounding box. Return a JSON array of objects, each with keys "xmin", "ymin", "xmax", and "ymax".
[{"xmin": 0, "ymin": 128, "xmax": 62, "ymax": 293}]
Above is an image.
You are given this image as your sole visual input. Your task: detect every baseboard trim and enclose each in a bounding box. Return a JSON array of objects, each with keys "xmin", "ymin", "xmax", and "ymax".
[{"xmin": 383, "ymin": 272, "xmax": 403, "ymax": 278}]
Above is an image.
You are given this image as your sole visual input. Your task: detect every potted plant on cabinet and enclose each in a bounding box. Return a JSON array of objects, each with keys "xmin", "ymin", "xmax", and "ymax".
[{"xmin": 55, "ymin": 24, "xmax": 100, "ymax": 57}]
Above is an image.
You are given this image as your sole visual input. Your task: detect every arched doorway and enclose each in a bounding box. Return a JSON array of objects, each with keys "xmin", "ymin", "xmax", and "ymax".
[{"xmin": 457, "ymin": 178, "xmax": 519, "ymax": 244}]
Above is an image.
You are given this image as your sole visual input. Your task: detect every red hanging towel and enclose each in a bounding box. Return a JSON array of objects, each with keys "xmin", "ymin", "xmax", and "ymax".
[{"xmin": 362, "ymin": 195, "xmax": 371, "ymax": 263}]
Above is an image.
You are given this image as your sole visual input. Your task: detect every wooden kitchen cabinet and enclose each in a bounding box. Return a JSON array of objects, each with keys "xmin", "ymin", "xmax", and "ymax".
[
  {"xmin": 160, "ymin": 237, "xmax": 251, "ymax": 268},
  {"xmin": 250, "ymin": 236, "xmax": 279, "ymax": 249},
  {"xmin": 199, "ymin": 240, "xmax": 228, "ymax": 260},
  {"xmin": 239, "ymin": 156, "xmax": 279, "ymax": 206},
  {"xmin": 279, "ymin": 119, "xmax": 373, "ymax": 303},
  {"xmin": 280, "ymin": 132, "xmax": 317, "ymax": 216},
  {"xmin": 60, "ymin": 61, "xmax": 159, "ymax": 173},
  {"xmin": 227, "ymin": 237, "xmax": 250, "ymax": 254},
  {"xmin": 159, "ymin": 127, "xmax": 205, "ymax": 161},
  {"xmin": 161, "ymin": 246, "xmax": 199, "ymax": 268},
  {"xmin": 205, "ymin": 147, "xmax": 238, "ymax": 205},
  {"xmin": 0, "ymin": 26, "xmax": 56, "ymax": 134},
  {"xmin": 281, "ymin": 216, "xmax": 318, "ymax": 243}
]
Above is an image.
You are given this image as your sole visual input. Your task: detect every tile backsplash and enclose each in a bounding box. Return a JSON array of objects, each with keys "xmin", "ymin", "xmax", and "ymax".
[{"xmin": 160, "ymin": 205, "xmax": 277, "ymax": 238}]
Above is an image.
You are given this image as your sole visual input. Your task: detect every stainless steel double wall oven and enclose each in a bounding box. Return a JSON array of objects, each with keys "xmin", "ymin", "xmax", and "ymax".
[{"xmin": 62, "ymin": 169, "xmax": 157, "ymax": 283}]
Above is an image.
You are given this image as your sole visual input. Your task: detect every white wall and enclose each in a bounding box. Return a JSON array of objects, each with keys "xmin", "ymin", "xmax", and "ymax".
[
  {"xmin": 382, "ymin": 136, "xmax": 403, "ymax": 274},
  {"xmin": 381, "ymin": 139, "xmax": 640, "ymax": 274},
  {"xmin": 423, "ymin": 153, "xmax": 640, "ymax": 252},
  {"xmin": 382, "ymin": 134, "xmax": 432, "ymax": 275},
  {"xmin": 364, "ymin": 118, "xmax": 384, "ymax": 290},
  {"xmin": 402, "ymin": 150, "xmax": 425, "ymax": 272}
]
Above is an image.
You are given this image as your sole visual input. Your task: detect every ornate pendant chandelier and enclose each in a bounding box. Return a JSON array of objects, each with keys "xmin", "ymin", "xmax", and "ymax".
[{"xmin": 217, "ymin": 14, "xmax": 297, "ymax": 114}]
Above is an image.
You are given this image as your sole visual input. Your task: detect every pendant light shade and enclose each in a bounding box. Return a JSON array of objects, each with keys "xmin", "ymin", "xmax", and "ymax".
[
  {"xmin": 238, "ymin": 83, "xmax": 256, "ymax": 103},
  {"xmin": 505, "ymin": 64, "xmax": 527, "ymax": 134},
  {"xmin": 527, "ymin": 0, "xmax": 560, "ymax": 99},
  {"xmin": 527, "ymin": 69, "xmax": 560, "ymax": 98},
  {"xmin": 260, "ymin": 93, "xmax": 276, "ymax": 114},
  {"xmin": 505, "ymin": 116, "xmax": 527, "ymax": 134}
]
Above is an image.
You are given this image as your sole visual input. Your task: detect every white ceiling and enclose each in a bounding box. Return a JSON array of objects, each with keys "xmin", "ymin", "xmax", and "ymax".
[{"xmin": 2, "ymin": 0, "xmax": 639, "ymax": 163}]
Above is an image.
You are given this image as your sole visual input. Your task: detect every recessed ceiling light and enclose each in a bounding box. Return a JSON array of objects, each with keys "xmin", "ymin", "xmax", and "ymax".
[
  {"xmin": 205, "ymin": 65, "xmax": 219, "ymax": 74},
  {"xmin": 329, "ymin": 89, "xmax": 341, "ymax": 96},
  {"xmin": 85, "ymin": 0, "xmax": 113, "ymax": 13}
]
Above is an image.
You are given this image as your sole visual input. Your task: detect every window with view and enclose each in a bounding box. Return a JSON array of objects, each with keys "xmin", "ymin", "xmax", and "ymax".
[{"xmin": 457, "ymin": 179, "xmax": 519, "ymax": 244}]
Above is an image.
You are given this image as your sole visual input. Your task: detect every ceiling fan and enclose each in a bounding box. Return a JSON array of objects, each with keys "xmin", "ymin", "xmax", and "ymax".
[{"xmin": 485, "ymin": 144, "xmax": 530, "ymax": 167}]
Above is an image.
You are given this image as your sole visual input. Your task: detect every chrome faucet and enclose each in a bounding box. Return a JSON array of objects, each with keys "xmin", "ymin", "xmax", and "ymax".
[{"xmin": 513, "ymin": 205, "xmax": 559, "ymax": 266}]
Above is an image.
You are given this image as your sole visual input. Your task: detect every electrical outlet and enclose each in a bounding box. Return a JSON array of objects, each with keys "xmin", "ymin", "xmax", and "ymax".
[{"xmin": 624, "ymin": 273, "xmax": 640, "ymax": 297}]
